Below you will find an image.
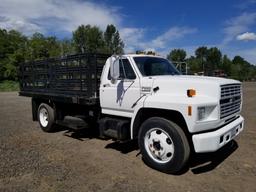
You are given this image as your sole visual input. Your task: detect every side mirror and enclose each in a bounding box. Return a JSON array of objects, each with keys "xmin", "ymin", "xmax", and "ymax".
[{"xmin": 110, "ymin": 57, "xmax": 120, "ymax": 83}]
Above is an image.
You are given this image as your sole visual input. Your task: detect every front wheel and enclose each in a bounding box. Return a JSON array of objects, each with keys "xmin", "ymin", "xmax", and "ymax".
[
  {"xmin": 138, "ymin": 117, "xmax": 190, "ymax": 174},
  {"xmin": 38, "ymin": 103, "xmax": 55, "ymax": 132}
]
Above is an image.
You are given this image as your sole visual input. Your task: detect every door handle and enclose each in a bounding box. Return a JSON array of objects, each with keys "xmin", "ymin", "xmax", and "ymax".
[{"xmin": 103, "ymin": 83, "xmax": 110, "ymax": 87}]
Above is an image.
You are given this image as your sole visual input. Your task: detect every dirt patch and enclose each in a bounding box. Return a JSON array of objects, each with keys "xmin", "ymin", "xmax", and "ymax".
[{"xmin": 0, "ymin": 82, "xmax": 256, "ymax": 192}]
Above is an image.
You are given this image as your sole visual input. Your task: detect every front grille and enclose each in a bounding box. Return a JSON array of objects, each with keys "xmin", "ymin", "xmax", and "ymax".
[{"xmin": 220, "ymin": 84, "xmax": 241, "ymax": 119}]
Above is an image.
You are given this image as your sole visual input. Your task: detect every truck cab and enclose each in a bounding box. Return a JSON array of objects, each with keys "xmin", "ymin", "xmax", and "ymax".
[{"xmin": 100, "ymin": 54, "xmax": 244, "ymax": 172}]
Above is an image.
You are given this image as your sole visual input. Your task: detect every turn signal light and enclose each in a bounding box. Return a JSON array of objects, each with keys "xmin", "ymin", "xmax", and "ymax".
[
  {"xmin": 188, "ymin": 106, "xmax": 192, "ymax": 116},
  {"xmin": 187, "ymin": 89, "xmax": 196, "ymax": 97}
]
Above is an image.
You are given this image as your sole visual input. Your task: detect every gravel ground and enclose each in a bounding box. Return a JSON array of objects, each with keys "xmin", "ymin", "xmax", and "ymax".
[{"xmin": 0, "ymin": 82, "xmax": 256, "ymax": 192}]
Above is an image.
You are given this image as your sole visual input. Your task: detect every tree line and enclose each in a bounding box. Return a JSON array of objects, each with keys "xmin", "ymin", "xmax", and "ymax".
[
  {"xmin": 0, "ymin": 24, "xmax": 255, "ymax": 81},
  {"xmin": 0, "ymin": 24, "xmax": 124, "ymax": 80},
  {"xmin": 167, "ymin": 47, "xmax": 256, "ymax": 81}
]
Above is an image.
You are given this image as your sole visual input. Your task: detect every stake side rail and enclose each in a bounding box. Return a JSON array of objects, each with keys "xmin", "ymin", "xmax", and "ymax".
[{"xmin": 19, "ymin": 53, "xmax": 110, "ymax": 105}]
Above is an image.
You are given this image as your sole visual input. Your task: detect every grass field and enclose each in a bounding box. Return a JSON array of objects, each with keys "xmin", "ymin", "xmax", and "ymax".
[{"xmin": 0, "ymin": 80, "xmax": 19, "ymax": 92}]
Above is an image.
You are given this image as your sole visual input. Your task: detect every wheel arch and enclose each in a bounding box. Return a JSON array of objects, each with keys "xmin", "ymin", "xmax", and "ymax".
[{"xmin": 131, "ymin": 108, "xmax": 191, "ymax": 144}]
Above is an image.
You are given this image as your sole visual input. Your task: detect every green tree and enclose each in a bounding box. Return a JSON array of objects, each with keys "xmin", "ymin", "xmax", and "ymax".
[
  {"xmin": 104, "ymin": 24, "xmax": 124, "ymax": 54},
  {"xmin": 221, "ymin": 55, "xmax": 232, "ymax": 76},
  {"xmin": 167, "ymin": 49, "xmax": 186, "ymax": 62},
  {"xmin": 195, "ymin": 46, "xmax": 208, "ymax": 73},
  {"xmin": 27, "ymin": 33, "xmax": 61, "ymax": 60},
  {"xmin": 46, "ymin": 37, "xmax": 61, "ymax": 57},
  {"xmin": 0, "ymin": 25, "xmax": 126, "ymax": 81},
  {"xmin": 186, "ymin": 56, "xmax": 201, "ymax": 74},
  {"xmin": 0, "ymin": 29, "xmax": 27, "ymax": 80},
  {"xmin": 232, "ymin": 56, "xmax": 252, "ymax": 81},
  {"xmin": 27, "ymin": 33, "xmax": 50, "ymax": 60},
  {"xmin": 73, "ymin": 25, "xmax": 104, "ymax": 53},
  {"xmin": 2, "ymin": 26, "xmax": 255, "ymax": 82},
  {"xmin": 60, "ymin": 39, "xmax": 75, "ymax": 56},
  {"xmin": 112, "ymin": 30, "xmax": 124, "ymax": 54},
  {"xmin": 0, "ymin": 29, "xmax": 8, "ymax": 60},
  {"xmin": 232, "ymin": 55, "xmax": 245, "ymax": 65},
  {"xmin": 0, "ymin": 29, "xmax": 10, "ymax": 80},
  {"xmin": 206, "ymin": 47, "xmax": 222, "ymax": 75}
]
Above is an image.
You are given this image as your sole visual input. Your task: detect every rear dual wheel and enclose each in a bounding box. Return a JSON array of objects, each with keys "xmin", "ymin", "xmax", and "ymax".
[{"xmin": 139, "ymin": 117, "xmax": 190, "ymax": 174}]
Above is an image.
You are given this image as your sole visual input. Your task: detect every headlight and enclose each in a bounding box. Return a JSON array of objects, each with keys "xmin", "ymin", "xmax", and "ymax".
[
  {"xmin": 198, "ymin": 107, "xmax": 206, "ymax": 121},
  {"xmin": 197, "ymin": 105, "xmax": 218, "ymax": 122}
]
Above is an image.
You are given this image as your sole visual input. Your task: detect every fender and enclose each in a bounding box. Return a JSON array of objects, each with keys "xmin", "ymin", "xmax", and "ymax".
[{"xmin": 130, "ymin": 93, "xmax": 219, "ymax": 139}]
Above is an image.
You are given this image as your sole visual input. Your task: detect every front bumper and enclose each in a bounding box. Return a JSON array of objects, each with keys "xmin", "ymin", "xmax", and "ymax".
[{"xmin": 192, "ymin": 116, "xmax": 244, "ymax": 153}]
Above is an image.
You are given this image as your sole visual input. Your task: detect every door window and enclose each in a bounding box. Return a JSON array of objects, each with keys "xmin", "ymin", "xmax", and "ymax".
[{"xmin": 108, "ymin": 59, "xmax": 136, "ymax": 80}]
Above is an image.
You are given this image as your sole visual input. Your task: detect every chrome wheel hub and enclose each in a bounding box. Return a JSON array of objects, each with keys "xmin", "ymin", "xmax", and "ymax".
[
  {"xmin": 144, "ymin": 128, "xmax": 174, "ymax": 163},
  {"xmin": 39, "ymin": 108, "xmax": 49, "ymax": 127}
]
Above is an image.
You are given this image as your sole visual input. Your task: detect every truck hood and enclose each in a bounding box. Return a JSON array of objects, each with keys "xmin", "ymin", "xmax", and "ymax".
[
  {"xmin": 152, "ymin": 75, "xmax": 240, "ymax": 85},
  {"xmin": 142, "ymin": 75, "xmax": 241, "ymax": 98}
]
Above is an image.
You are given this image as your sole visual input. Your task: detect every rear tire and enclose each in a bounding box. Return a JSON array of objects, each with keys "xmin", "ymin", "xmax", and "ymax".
[
  {"xmin": 38, "ymin": 103, "xmax": 55, "ymax": 132},
  {"xmin": 138, "ymin": 117, "xmax": 190, "ymax": 174}
]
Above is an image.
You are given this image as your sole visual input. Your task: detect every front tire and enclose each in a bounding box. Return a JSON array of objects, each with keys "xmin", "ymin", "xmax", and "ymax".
[
  {"xmin": 138, "ymin": 117, "xmax": 190, "ymax": 174},
  {"xmin": 38, "ymin": 103, "xmax": 55, "ymax": 132}
]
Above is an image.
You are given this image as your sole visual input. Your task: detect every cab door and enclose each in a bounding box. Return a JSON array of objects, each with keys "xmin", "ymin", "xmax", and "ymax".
[{"xmin": 100, "ymin": 57, "xmax": 141, "ymax": 117}]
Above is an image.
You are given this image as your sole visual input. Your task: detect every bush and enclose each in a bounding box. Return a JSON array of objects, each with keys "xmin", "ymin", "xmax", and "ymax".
[{"xmin": 0, "ymin": 80, "xmax": 19, "ymax": 92}]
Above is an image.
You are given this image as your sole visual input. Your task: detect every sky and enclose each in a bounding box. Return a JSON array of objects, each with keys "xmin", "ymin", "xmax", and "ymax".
[{"xmin": 0, "ymin": 0, "xmax": 255, "ymax": 64}]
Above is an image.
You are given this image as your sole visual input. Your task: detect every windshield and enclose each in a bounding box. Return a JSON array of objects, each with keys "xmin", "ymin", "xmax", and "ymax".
[{"xmin": 133, "ymin": 57, "xmax": 181, "ymax": 76}]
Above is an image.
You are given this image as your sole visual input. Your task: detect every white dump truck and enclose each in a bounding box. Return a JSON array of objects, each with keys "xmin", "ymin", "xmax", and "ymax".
[{"xmin": 19, "ymin": 53, "xmax": 244, "ymax": 173}]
